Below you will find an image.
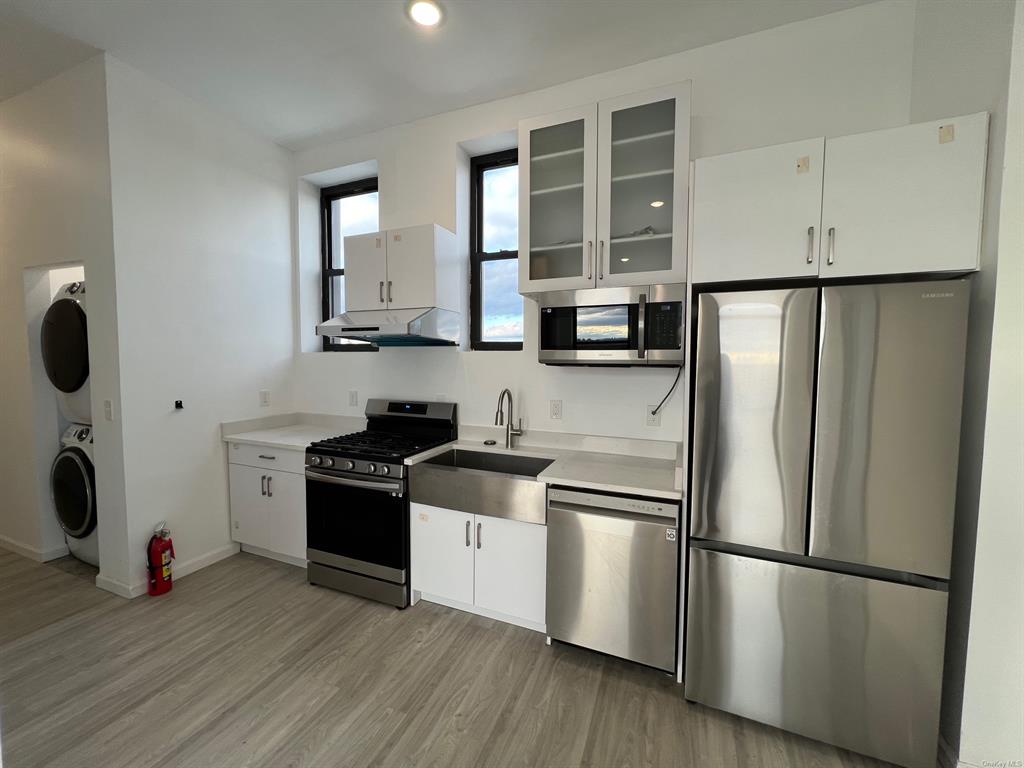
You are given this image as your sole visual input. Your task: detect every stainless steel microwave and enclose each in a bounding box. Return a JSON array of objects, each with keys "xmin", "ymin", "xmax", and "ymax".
[{"xmin": 537, "ymin": 284, "xmax": 685, "ymax": 366}]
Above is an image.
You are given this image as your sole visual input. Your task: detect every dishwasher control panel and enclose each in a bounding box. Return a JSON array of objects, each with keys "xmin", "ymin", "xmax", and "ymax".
[{"xmin": 548, "ymin": 487, "xmax": 680, "ymax": 521}]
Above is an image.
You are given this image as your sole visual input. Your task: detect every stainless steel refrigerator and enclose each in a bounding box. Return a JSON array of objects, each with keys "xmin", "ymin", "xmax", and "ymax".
[{"xmin": 684, "ymin": 279, "xmax": 970, "ymax": 768}]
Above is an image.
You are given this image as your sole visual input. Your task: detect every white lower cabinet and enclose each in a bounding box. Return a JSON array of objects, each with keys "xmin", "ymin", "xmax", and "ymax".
[
  {"xmin": 411, "ymin": 502, "xmax": 547, "ymax": 632},
  {"xmin": 228, "ymin": 449, "xmax": 306, "ymax": 563}
]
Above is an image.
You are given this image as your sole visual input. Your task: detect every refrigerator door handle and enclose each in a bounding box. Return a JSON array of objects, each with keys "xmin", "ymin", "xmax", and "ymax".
[{"xmin": 690, "ymin": 294, "xmax": 722, "ymax": 537}]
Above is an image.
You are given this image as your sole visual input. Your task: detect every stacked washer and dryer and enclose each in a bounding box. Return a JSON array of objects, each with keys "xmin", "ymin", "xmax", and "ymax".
[{"xmin": 41, "ymin": 281, "xmax": 99, "ymax": 567}]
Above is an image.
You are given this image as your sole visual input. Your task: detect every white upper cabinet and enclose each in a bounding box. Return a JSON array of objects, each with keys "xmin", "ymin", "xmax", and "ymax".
[
  {"xmin": 820, "ymin": 112, "xmax": 988, "ymax": 279},
  {"xmin": 519, "ymin": 82, "xmax": 690, "ymax": 294},
  {"xmin": 692, "ymin": 138, "xmax": 825, "ymax": 284},
  {"xmin": 690, "ymin": 113, "xmax": 988, "ymax": 284},
  {"xmin": 344, "ymin": 233, "xmax": 387, "ymax": 312},
  {"xmin": 519, "ymin": 105, "xmax": 599, "ymax": 294},
  {"xmin": 597, "ymin": 83, "xmax": 691, "ymax": 288},
  {"xmin": 344, "ymin": 224, "xmax": 458, "ymax": 312}
]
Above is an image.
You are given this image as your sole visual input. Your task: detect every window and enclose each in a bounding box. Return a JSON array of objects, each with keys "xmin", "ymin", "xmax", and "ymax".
[
  {"xmin": 321, "ymin": 178, "xmax": 379, "ymax": 351},
  {"xmin": 471, "ymin": 149, "xmax": 523, "ymax": 350}
]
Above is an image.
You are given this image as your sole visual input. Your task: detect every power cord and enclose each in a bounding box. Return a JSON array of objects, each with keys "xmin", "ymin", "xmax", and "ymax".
[{"xmin": 651, "ymin": 365, "xmax": 683, "ymax": 416}]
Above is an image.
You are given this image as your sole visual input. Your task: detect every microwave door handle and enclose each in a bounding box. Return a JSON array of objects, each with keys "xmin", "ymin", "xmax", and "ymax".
[{"xmin": 637, "ymin": 293, "xmax": 647, "ymax": 359}]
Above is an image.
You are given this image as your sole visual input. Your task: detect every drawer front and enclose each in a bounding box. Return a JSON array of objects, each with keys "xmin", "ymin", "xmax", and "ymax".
[
  {"xmin": 684, "ymin": 548, "xmax": 947, "ymax": 768},
  {"xmin": 227, "ymin": 442, "xmax": 306, "ymax": 474}
]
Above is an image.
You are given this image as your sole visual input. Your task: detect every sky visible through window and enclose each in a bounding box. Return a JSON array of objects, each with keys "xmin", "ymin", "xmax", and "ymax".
[
  {"xmin": 332, "ymin": 191, "xmax": 379, "ymax": 269},
  {"xmin": 481, "ymin": 165, "xmax": 522, "ymax": 342}
]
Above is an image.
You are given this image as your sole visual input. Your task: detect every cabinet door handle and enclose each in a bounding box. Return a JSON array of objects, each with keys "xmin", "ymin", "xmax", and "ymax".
[
  {"xmin": 261, "ymin": 475, "xmax": 267, "ymax": 496},
  {"xmin": 598, "ymin": 240, "xmax": 605, "ymax": 280},
  {"xmin": 379, "ymin": 281, "xmax": 385, "ymax": 303},
  {"xmin": 806, "ymin": 226, "xmax": 815, "ymax": 264},
  {"xmin": 387, "ymin": 280, "xmax": 393, "ymax": 303},
  {"xmin": 476, "ymin": 522, "xmax": 482, "ymax": 549},
  {"xmin": 267, "ymin": 476, "xmax": 273, "ymax": 498},
  {"xmin": 586, "ymin": 240, "xmax": 593, "ymax": 280},
  {"xmin": 258, "ymin": 454, "xmax": 276, "ymax": 461},
  {"xmin": 465, "ymin": 520, "xmax": 471, "ymax": 547},
  {"xmin": 827, "ymin": 227, "xmax": 836, "ymax": 265}
]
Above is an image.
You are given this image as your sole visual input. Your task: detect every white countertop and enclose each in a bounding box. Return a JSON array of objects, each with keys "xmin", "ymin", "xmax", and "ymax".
[
  {"xmin": 222, "ymin": 415, "xmax": 365, "ymax": 450},
  {"xmin": 405, "ymin": 438, "xmax": 683, "ymax": 501}
]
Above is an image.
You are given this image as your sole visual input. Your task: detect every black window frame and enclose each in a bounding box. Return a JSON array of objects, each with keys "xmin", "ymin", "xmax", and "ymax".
[
  {"xmin": 470, "ymin": 148, "xmax": 523, "ymax": 351},
  {"xmin": 320, "ymin": 177, "xmax": 379, "ymax": 352}
]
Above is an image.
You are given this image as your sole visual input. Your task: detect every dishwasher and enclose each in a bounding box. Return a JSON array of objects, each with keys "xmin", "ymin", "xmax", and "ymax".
[{"xmin": 546, "ymin": 487, "xmax": 680, "ymax": 671}]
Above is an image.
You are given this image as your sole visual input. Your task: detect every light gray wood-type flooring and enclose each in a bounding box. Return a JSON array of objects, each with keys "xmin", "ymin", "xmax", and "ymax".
[{"xmin": 0, "ymin": 547, "xmax": 892, "ymax": 767}]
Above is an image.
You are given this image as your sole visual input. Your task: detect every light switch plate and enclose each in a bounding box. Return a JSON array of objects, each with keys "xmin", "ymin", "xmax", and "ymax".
[
  {"xmin": 646, "ymin": 405, "xmax": 662, "ymax": 427},
  {"xmin": 939, "ymin": 124, "xmax": 955, "ymax": 144},
  {"xmin": 348, "ymin": 390, "xmax": 359, "ymax": 407},
  {"xmin": 259, "ymin": 390, "xmax": 271, "ymax": 408},
  {"xmin": 103, "ymin": 399, "xmax": 114, "ymax": 422},
  {"xmin": 550, "ymin": 399, "xmax": 563, "ymax": 420}
]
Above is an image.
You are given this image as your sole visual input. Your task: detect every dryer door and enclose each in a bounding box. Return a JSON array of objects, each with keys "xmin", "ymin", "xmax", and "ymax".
[
  {"xmin": 41, "ymin": 298, "xmax": 89, "ymax": 393},
  {"xmin": 50, "ymin": 447, "xmax": 96, "ymax": 539}
]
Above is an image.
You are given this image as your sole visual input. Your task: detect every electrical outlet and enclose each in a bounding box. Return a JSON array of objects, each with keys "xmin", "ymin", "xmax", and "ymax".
[
  {"xmin": 259, "ymin": 390, "xmax": 271, "ymax": 408},
  {"xmin": 348, "ymin": 390, "xmax": 359, "ymax": 407},
  {"xmin": 549, "ymin": 399, "xmax": 563, "ymax": 420},
  {"xmin": 103, "ymin": 399, "xmax": 114, "ymax": 422},
  {"xmin": 646, "ymin": 405, "xmax": 662, "ymax": 427}
]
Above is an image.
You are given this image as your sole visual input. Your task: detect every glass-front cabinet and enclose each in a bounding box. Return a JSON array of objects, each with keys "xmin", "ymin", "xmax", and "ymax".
[
  {"xmin": 519, "ymin": 105, "xmax": 598, "ymax": 293},
  {"xmin": 518, "ymin": 82, "xmax": 690, "ymax": 294}
]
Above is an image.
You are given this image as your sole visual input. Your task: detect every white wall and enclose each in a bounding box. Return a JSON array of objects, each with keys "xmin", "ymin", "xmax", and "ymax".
[
  {"xmin": 904, "ymin": 0, "xmax": 1019, "ymax": 760},
  {"xmin": 958, "ymin": 3, "xmax": 1024, "ymax": 764},
  {"xmin": 0, "ymin": 56, "xmax": 130, "ymax": 579},
  {"xmin": 103, "ymin": 56, "xmax": 295, "ymax": 594},
  {"xmin": 291, "ymin": 0, "xmax": 917, "ymax": 441}
]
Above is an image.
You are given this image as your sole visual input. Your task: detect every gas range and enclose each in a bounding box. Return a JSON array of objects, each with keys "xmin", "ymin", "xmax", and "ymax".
[
  {"xmin": 304, "ymin": 399, "xmax": 457, "ymax": 608},
  {"xmin": 306, "ymin": 430, "xmax": 451, "ymax": 479}
]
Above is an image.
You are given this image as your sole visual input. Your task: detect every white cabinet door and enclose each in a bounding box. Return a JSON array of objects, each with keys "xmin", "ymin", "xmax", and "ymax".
[
  {"xmin": 343, "ymin": 232, "xmax": 388, "ymax": 312},
  {"xmin": 473, "ymin": 516, "xmax": 546, "ymax": 626},
  {"xmin": 384, "ymin": 225, "xmax": 437, "ymax": 310},
  {"xmin": 411, "ymin": 503, "xmax": 474, "ymax": 604},
  {"xmin": 228, "ymin": 464, "xmax": 269, "ymax": 550},
  {"xmin": 264, "ymin": 471, "xmax": 306, "ymax": 561},
  {"xmin": 692, "ymin": 138, "xmax": 824, "ymax": 283},
  {"xmin": 519, "ymin": 104, "xmax": 599, "ymax": 294},
  {"xmin": 820, "ymin": 112, "xmax": 988, "ymax": 278},
  {"xmin": 597, "ymin": 82, "xmax": 691, "ymax": 287}
]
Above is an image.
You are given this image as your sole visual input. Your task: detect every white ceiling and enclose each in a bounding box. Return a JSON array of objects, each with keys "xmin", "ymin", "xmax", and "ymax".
[{"xmin": 1, "ymin": 0, "xmax": 876, "ymax": 150}]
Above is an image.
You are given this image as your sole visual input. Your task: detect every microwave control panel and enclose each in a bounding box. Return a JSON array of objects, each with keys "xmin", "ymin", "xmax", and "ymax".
[{"xmin": 646, "ymin": 302, "xmax": 683, "ymax": 349}]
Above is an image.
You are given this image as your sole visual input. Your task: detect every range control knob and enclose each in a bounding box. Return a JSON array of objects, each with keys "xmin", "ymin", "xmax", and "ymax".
[
  {"xmin": 367, "ymin": 463, "xmax": 377, "ymax": 474},
  {"xmin": 379, "ymin": 465, "xmax": 390, "ymax": 476},
  {"xmin": 323, "ymin": 457, "xmax": 335, "ymax": 468},
  {"xmin": 344, "ymin": 460, "xmax": 356, "ymax": 471},
  {"xmin": 310, "ymin": 456, "xmax": 322, "ymax": 466}
]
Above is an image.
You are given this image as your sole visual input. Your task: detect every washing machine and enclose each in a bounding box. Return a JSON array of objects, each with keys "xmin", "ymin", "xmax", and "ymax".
[
  {"xmin": 50, "ymin": 424, "xmax": 99, "ymax": 567},
  {"xmin": 41, "ymin": 281, "xmax": 91, "ymax": 425}
]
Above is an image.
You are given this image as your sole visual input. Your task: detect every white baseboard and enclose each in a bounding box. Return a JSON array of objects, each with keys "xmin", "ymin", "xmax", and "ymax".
[
  {"xmin": 95, "ymin": 572, "xmax": 144, "ymax": 599},
  {"xmin": 239, "ymin": 544, "xmax": 305, "ymax": 569},
  {"xmin": 416, "ymin": 591, "xmax": 545, "ymax": 634},
  {"xmin": 96, "ymin": 543, "xmax": 240, "ymax": 600},
  {"xmin": 0, "ymin": 533, "xmax": 68, "ymax": 562},
  {"xmin": 174, "ymin": 543, "xmax": 240, "ymax": 580}
]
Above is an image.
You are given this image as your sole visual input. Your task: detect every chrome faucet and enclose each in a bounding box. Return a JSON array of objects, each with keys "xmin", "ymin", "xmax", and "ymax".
[{"xmin": 494, "ymin": 388, "xmax": 523, "ymax": 449}]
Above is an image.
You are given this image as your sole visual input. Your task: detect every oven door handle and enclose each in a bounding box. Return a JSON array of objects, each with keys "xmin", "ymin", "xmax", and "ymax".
[{"xmin": 305, "ymin": 468, "xmax": 404, "ymax": 494}]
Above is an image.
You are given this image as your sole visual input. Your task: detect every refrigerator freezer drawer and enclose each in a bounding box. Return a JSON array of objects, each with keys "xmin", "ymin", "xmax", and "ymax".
[
  {"xmin": 546, "ymin": 500, "xmax": 678, "ymax": 671},
  {"xmin": 685, "ymin": 548, "xmax": 947, "ymax": 768}
]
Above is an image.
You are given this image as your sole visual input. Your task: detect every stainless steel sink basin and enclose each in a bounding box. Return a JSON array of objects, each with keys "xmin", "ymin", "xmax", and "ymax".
[
  {"xmin": 410, "ymin": 449, "xmax": 555, "ymax": 525},
  {"xmin": 423, "ymin": 449, "xmax": 554, "ymax": 478}
]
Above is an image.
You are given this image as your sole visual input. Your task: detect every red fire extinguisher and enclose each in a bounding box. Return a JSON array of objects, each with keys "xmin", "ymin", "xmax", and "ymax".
[{"xmin": 147, "ymin": 522, "xmax": 175, "ymax": 596}]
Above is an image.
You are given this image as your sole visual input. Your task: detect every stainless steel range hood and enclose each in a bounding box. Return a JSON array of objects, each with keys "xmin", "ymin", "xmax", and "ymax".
[{"xmin": 316, "ymin": 307, "xmax": 460, "ymax": 347}]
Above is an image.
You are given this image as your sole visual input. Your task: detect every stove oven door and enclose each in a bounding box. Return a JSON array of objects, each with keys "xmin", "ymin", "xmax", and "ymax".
[{"xmin": 305, "ymin": 467, "xmax": 408, "ymax": 584}]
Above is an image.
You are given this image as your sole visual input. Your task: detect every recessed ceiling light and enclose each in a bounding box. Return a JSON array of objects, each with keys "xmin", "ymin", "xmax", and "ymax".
[
  {"xmin": 649, "ymin": 200, "xmax": 665, "ymax": 208},
  {"xmin": 620, "ymin": 257, "xmax": 630, "ymax": 262},
  {"xmin": 409, "ymin": 0, "xmax": 442, "ymax": 26}
]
